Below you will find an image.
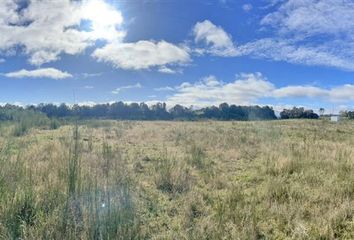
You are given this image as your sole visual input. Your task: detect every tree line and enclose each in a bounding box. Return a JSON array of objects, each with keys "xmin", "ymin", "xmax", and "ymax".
[
  {"xmin": 1, "ymin": 102, "xmax": 333, "ymax": 121},
  {"xmin": 1, "ymin": 102, "xmax": 277, "ymax": 121}
]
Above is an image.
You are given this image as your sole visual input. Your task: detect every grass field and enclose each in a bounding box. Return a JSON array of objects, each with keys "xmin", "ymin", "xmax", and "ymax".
[{"xmin": 0, "ymin": 120, "xmax": 354, "ymax": 239}]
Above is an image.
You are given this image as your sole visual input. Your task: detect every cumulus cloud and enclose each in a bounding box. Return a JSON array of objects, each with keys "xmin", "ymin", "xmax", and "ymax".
[
  {"xmin": 0, "ymin": 0, "xmax": 125, "ymax": 65},
  {"xmin": 2, "ymin": 0, "xmax": 353, "ymax": 74},
  {"xmin": 164, "ymin": 73, "xmax": 354, "ymax": 107},
  {"xmin": 92, "ymin": 40, "xmax": 190, "ymax": 70},
  {"xmin": 330, "ymin": 84, "xmax": 354, "ymax": 102},
  {"xmin": 166, "ymin": 73, "xmax": 274, "ymax": 106},
  {"xmin": 111, "ymin": 83, "xmax": 142, "ymax": 94},
  {"xmin": 193, "ymin": 20, "xmax": 237, "ymax": 57},
  {"xmin": 4, "ymin": 68, "xmax": 72, "ymax": 79},
  {"xmin": 0, "ymin": 0, "xmax": 191, "ymax": 72}
]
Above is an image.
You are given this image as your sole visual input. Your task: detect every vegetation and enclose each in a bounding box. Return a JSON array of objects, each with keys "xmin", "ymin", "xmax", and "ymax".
[
  {"xmin": 0, "ymin": 118, "xmax": 354, "ymax": 239},
  {"xmin": 2, "ymin": 102, "xmax": 277, "ymax": 121},
  {"xmin": 0, "ymin": 104, "xmax": 57, "ymax": 136},
  {"xmin": 280, "ymin": 107, "xmax": 319, "ymax": 119},
  {"xmin": 341, "ymin": 111, "xmax": 354, "ymax": 119}
]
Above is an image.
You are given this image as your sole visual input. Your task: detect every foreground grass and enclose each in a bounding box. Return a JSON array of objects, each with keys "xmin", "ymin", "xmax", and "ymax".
[{"xmin": 0, "ymin": 120, "xmax": 354, "ymax": 239}]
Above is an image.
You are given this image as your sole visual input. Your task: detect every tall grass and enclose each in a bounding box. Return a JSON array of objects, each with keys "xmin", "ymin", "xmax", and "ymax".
[
  {"xmin": 155, "ymin": 153, "xmax": 192, "ymax": 195},
  {"xmin": 0, "ymin": 119, "xmax": 354, "ymax": 238},
  {"xmin": 61, "ymin": 124, "xmax": 83, "ymax": 238},
  {"xmin": 0, "ymin": 122, "xmax": 141, "ymax": 239}
]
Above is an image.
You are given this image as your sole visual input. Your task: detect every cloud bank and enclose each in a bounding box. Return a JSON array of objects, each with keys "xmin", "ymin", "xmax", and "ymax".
[{"xmin": 163, "ymin": 73, "xmax": 354, "ymax": 107}]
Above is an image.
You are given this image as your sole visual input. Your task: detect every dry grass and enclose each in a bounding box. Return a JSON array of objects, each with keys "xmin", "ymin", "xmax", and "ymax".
[{"xmin": 0, "ymin": 119, "xmax": 354, "ymax": 239}]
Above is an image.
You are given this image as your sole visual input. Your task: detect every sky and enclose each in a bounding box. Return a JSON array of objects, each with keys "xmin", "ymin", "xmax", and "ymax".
[{"xmin": 0, "ymin": 0, "xmax": 354, "ymax": 113}]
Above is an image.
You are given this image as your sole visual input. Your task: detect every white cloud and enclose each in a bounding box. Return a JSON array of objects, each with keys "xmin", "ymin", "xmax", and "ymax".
[
  {"xmin": 166, "ymin": 73, "xmax": 274, "ymax": 107},
  {"xmin": 111, "ymin": 83, "xmax": 142, "ymax": 94},
  {"xmin": 0, "ymin": 0, "xmax": 193, "ymax": 72},
  {"xmin": 0, "ymin": 58, "xmax": 5, "ymax": 63},
  {"xmin": 193, "ymin": 20, "xmax": 237, "ymax": 57},
  {"xmin": 4, "ymin": 68, "xmax": 72, "ymax": 79},
  {"xmin": 158, "ymin": 66, "xmax": 182, "ymax": 74},
  {"xmin": 164, "ymin": 73, "xmax": 354, "ymax": 107},
  {"xmin": 0, "ymin": 0, "xmax": 125, "ymax": 65},
  {"xmin": 191, "ymin": 11, "xmax": 354, "ymax": 71},
  {"xmin": 92, "ymin": 40, "xmax": 190, "ymax": 70},
  {"xmin": 274, "ymin": 84, "xmax": 354, "ymax": 102},
  {"xmin": 330, "ymin": 84, "xmax": 354, "ymax": 102},
  {"xmin": 84, "ymin": 85, "xmax": 94, "ymax": 89},
  {"xmin": 273, "ymin": 86, "xmax": 328, "ymax": 98}
]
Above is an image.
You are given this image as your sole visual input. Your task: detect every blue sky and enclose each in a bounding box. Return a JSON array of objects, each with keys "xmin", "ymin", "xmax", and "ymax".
[{"xmin": 0, "ymin": 0, "xmax": 354, "ymax": 113}]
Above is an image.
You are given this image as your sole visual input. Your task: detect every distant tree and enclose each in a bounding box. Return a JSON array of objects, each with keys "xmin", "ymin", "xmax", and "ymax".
[
  {"xmin": 202, "ymin": 106, "xmax": 221, "ymax": 119},
  {"xmin": 58, "ymin": 103, "xmax": 70, "ymax": 117},
  {"xmin": 229, "ymin": 105, "xmax": 247, "ymax": 120},
  {"xmin": 150, "ymin": 102, "xmax": 171, "ymax": 120},
  {"xmin": 319, "ymin": 108, "xmax": 325, "ymax": 116},
  {"xmin": 280, "ymin": 107, "xmax": 319, "ymax": 119},
  {"xmin": 169, "ymin": 104, "xmax": 193, "ymax": 120},
  {"xmin": 109, "ymin": 101, "xmax": 125, "ymax": 119},
  {"xmin": 140, "ymin": 102, "xmax": 150, "ymax": 119},
  {"xmin": 218, "ymin": 103, "xmax": 230, "ymax": 120},
  {"xmin": 342, "ymin": 111, "xmax": 354, "ymax": 119}
]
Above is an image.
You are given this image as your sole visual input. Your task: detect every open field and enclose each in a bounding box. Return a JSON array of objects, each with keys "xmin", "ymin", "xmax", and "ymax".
[{"xmin": 0, "ymin": 120, "xmax": 354, "ymax": 239}]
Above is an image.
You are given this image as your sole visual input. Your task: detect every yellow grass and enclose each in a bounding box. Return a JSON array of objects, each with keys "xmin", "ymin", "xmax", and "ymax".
[{"xmin": 0, "ymin": 120, "xmax": 354, "ymax": 239}]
